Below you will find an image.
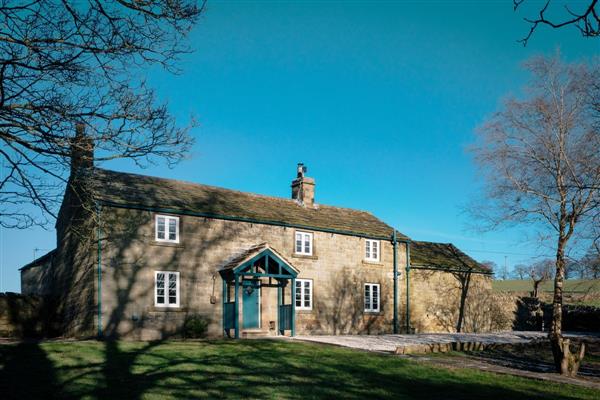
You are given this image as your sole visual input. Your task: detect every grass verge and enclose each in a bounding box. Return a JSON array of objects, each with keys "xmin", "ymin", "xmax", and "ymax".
[{"xmin": 1, "ymin": 339, "xmax": 598, "ymax": 399}]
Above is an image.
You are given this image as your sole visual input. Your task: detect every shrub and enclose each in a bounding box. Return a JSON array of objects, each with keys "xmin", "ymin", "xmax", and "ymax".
[{"xmin": 182, "ymin": 315, "xmax": 210, "ymax": 339}]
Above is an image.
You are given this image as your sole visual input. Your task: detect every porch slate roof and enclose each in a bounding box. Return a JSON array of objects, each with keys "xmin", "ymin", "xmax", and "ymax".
[
  {"xmin": 93, "ymin": 168, "xmax": 407, "ymax": 240},
  {"xmin": 410, "ymin": 241, "xmax": 491, "ymax": 274},
  {"xmin": 219, "ymin": 243, "xmax": 298, "ymax": 274}
]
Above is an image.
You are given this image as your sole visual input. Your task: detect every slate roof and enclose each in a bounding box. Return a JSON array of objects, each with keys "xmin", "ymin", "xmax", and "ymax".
[
  {"xmin": 219, "ymin": 243, "xmax": 298, "ymax": 274},
  {"xmin": 410, "ymin": 241, "xmax": 491, "ymax": 274},
  {"xmin": 93, "ymin": 168, "xmax": 408, "ymax": 240},
  {"xmin": 19, "ymin": 249, "xmax": 56, "ymax": 271}
]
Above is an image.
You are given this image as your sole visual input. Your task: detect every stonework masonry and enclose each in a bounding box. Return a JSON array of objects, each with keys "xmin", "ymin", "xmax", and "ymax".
[
  {"xmin": 20, "ymin": 203, "xmax": 511, "ymax": 339},
  {"xmin": 19, "ymin": 160, "xmax": 507, "ymax": 339},
  {"xmin": 98, "ymin": 206, "xmax": 406, "ymax": 339}
]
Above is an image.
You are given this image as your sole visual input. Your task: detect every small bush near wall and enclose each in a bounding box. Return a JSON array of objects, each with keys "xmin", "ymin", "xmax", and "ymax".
[{"xmin": 182, "ymin": 315, "xmax": 210, "ymax": 339}]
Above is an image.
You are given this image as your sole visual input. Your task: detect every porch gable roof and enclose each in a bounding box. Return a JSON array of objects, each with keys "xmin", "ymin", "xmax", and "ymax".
[{"xmin": 219, "ymin": 243, "xmax": 298, "ymax": 280}]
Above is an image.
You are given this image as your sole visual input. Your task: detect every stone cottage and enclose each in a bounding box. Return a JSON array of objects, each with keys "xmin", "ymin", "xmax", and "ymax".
[{"xmin": 20, "ymin": 143, "xmax": 495, "ymax": 339}]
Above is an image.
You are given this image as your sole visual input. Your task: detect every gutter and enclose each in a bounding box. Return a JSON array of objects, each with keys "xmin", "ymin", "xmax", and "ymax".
[{"xmin": 410, "ymin": 265, "xmax": 493, "ymax": 275}]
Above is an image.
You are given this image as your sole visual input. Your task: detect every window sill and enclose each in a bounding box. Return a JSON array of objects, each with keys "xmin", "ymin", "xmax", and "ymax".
[
  {"xmin": 292, "ymin": 254, "xmax": 318, "ymax": 260},
  {"xmin": 363, "ymin": 311, "xmax": 382, "ymax": 315},
  {"xmin": 150, "ymin": 241, "xmax": 184, "ymax": 249},
  {"xmin": 296, "ymin": 309, "xmax": 313, "ymax": 313},
  {"xmin": 362, "ymin": 260, "xmax": 383, "ymax": 266},
  {"xmin": 149, "ymin": 306, "xmax": 187, "ymax": 312}
]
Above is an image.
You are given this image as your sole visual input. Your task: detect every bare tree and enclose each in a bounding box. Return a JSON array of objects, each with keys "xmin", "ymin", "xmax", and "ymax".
[
  {"xmin": 480, "ymin": 260, "xmax": 499, "ymax": 279},
  {"xmin": 514, "ymin": 0, "xmax": 600, "ymax": 45},
  {"xmin": 513, "ymin": 263, "xmax": 529, "ymax": 280},
  {"xmin": 0, "ymin": 0, "xmax": 204, "ymax": 229},
  {"xmin": 577, "ymin": 248, "xmax": 600, "ymax": 278},
  {"xmin": 471, "ymin": 54, "xmax": 599, "ymax": 376},
  {"xmin": 529, "ymin": 259, "xmax": 554, "ymax": 298}
]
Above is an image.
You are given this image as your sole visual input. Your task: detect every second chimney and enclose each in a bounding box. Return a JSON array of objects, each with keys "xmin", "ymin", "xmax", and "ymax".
[
  {"xmin": 291, "ymin": 163, "xmax": 315, "ymax": 207},
  {"xmin": 70, "ymin": 123, "xmax": 94, "ymax": 176}
]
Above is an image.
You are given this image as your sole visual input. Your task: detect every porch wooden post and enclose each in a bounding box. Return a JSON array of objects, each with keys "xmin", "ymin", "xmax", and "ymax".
[
  {"xmin": 291, "ymin": 278, "xmax": 296, "ymax": 337},
  {"xmin": 277, "ymin": 281, "xmax": 282, "ymax": 335},
  {"xmin": 234, "ymin": 274, "xmax": 240, "ymax": 339}
]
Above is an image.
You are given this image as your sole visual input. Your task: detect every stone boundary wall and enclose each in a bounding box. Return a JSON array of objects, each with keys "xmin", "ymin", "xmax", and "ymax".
[
  {"xmin": 542, "ymin": 303, "xmax": 600, "ymax": 332},
  {"xmin": 408, "ymin": 271, "xmax": 516, "ymax": 333},
  {"xmin": 395, "ymin": 338, "xmax": 549, "ymax": 355},
  {"xmin": 513, "ymin": 296, "xmax": 600, "ymax": 332},
  {"xmin": 0, "ymin": 293, "xmax": 58, "ymax": 338}
]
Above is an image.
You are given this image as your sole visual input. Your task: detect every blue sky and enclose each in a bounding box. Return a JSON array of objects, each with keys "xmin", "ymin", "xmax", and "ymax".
[{"xmin": 1, "ymin": 1, "xmax": 598, "ymax": 291}]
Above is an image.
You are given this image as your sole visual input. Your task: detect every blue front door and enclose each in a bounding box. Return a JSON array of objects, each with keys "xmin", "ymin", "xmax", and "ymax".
[{"xmin": 242, "ymin": 280, "xmax": 260, "ymax": 329}]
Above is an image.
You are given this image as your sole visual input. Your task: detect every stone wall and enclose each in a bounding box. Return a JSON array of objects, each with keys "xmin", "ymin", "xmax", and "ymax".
[
  {"xmin": 547, "ymin": 304, "xmax": 600, "ymax": 332},
  {"xmin": 98, "ymin": 206, "xmax": 407, "ymax": 339},
  {"xmin": 27, "ymin": 202, "xmax": 509, "ymax": 339},
  {"xmin": 510, "ymin": 297, "xmax": 600, "ymax": 333},
  {"xmin": 0, "ymin": 293, "xmax": 58, "ymax": 337},
  {"xmin": 21, "ymin": 263, "xmax": 53, "ymax": 296},
  {"xmin": 405, "ymin": 270, "xmax": 515, "ymax": 333}
]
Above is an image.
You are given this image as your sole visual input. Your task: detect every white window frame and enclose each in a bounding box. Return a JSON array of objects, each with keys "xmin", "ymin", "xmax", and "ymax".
[
  {"xmin": 295, "ymin": 231, "xmax": 313, "ymax": 256},
  {"xmin": 155, "ymin": 215, "xmax": 180, "ymax": 243},
  {"xmin": 295, "ymin": 279, "xmax": 313, "ymax": 310},
  {"xmin": 365, "ymin": 239, "xmax": 380, "ymax": 262},
  {"xmin": 155, "ymin": 271, "xmax": 180, "ymax": 308},
  {"xmin": 364, "ymin": 283, "xmax": 380, "ymax": 313}
]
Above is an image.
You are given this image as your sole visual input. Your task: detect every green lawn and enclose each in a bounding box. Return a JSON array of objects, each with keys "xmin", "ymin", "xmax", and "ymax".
[
  {"xmin": 0, "ymin": 340, "xmax": 598, "ymax": 399},
  {"xmin": 492, "ymin": 279, "xmax": 600, "ymax": 294}
]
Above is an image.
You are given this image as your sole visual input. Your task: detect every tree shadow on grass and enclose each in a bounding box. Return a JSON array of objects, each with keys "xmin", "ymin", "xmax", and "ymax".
[
  {"xmin": 1, "ymin": 340, "xmax": 596, "ymax": 400},
  {"xmin": 463, "ymin": 340, "xmax": 600, "ymax": 380},
  {"xmin": 0, "ymin": 342, "xmax": 63, "ymax": 399}
]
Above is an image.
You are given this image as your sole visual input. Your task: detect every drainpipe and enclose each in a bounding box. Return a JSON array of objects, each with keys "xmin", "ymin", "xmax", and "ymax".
[
  {"xmin": 392, "ymin": 231, "xmax": 398, "ymax": 334},
  {"xmin": 96, "ymin": 202, "xmax": 103, "ymax": 338},
  {"xmin": 405, "ymin": 241, "xmax": 411, "ymax": 334}
]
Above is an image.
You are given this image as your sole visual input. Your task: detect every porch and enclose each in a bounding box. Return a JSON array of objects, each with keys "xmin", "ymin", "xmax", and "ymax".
[{"xmin": 219, "ymin": 243, "xmax": 299, "ymax": 339}]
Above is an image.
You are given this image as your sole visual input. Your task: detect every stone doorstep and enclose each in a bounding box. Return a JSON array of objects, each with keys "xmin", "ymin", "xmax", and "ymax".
[{"xmin": 241, "ymin": 329, "xmax": 271, "ymax": 338}]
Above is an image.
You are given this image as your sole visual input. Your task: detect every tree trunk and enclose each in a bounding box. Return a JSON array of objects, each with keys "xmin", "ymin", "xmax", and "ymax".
[
  {"xmin": 532, "ymin": 279, "xmax": 542, "ymax": 298},
  {"xmin": 455, "ymin": 272, "xmax": 471, "ymax": 333},
  {"xmin": 549, "ymin": 238, "xmax": 586, "ymax": 375},
  {"xmin": 550, "ymin": 336, "xmax": 586, "ymax": 377}
]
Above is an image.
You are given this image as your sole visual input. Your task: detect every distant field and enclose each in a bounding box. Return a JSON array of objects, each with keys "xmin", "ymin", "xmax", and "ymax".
[{"xmin": 492, "ymin": 279, "xmax": 600, "ymax": 294}]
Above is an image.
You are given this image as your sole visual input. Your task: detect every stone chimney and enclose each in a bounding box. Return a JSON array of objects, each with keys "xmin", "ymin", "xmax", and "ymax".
[
  {"xmin": 291, "ymin": 163, "xmax": 315, "ymax": 207},
  {"xmin": 70, "ymin": 123, "xmax": 94, "ymax": 176}
]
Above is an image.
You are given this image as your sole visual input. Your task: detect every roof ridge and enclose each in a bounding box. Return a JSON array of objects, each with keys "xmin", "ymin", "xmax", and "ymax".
[{"xmin": 94, "ymin": 167, "xmax": 386, "ymax": 216}]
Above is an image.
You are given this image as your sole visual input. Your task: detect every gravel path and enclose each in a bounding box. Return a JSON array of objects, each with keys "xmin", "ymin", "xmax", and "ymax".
[{"xmin": 293, "ymin": 331, "xmax": 550, "ymax": 352}]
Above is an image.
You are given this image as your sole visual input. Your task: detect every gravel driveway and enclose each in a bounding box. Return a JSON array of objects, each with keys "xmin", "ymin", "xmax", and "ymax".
[{"xmin": 294, "ymin": 331, "xmax": 570, "ymax": 353}]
